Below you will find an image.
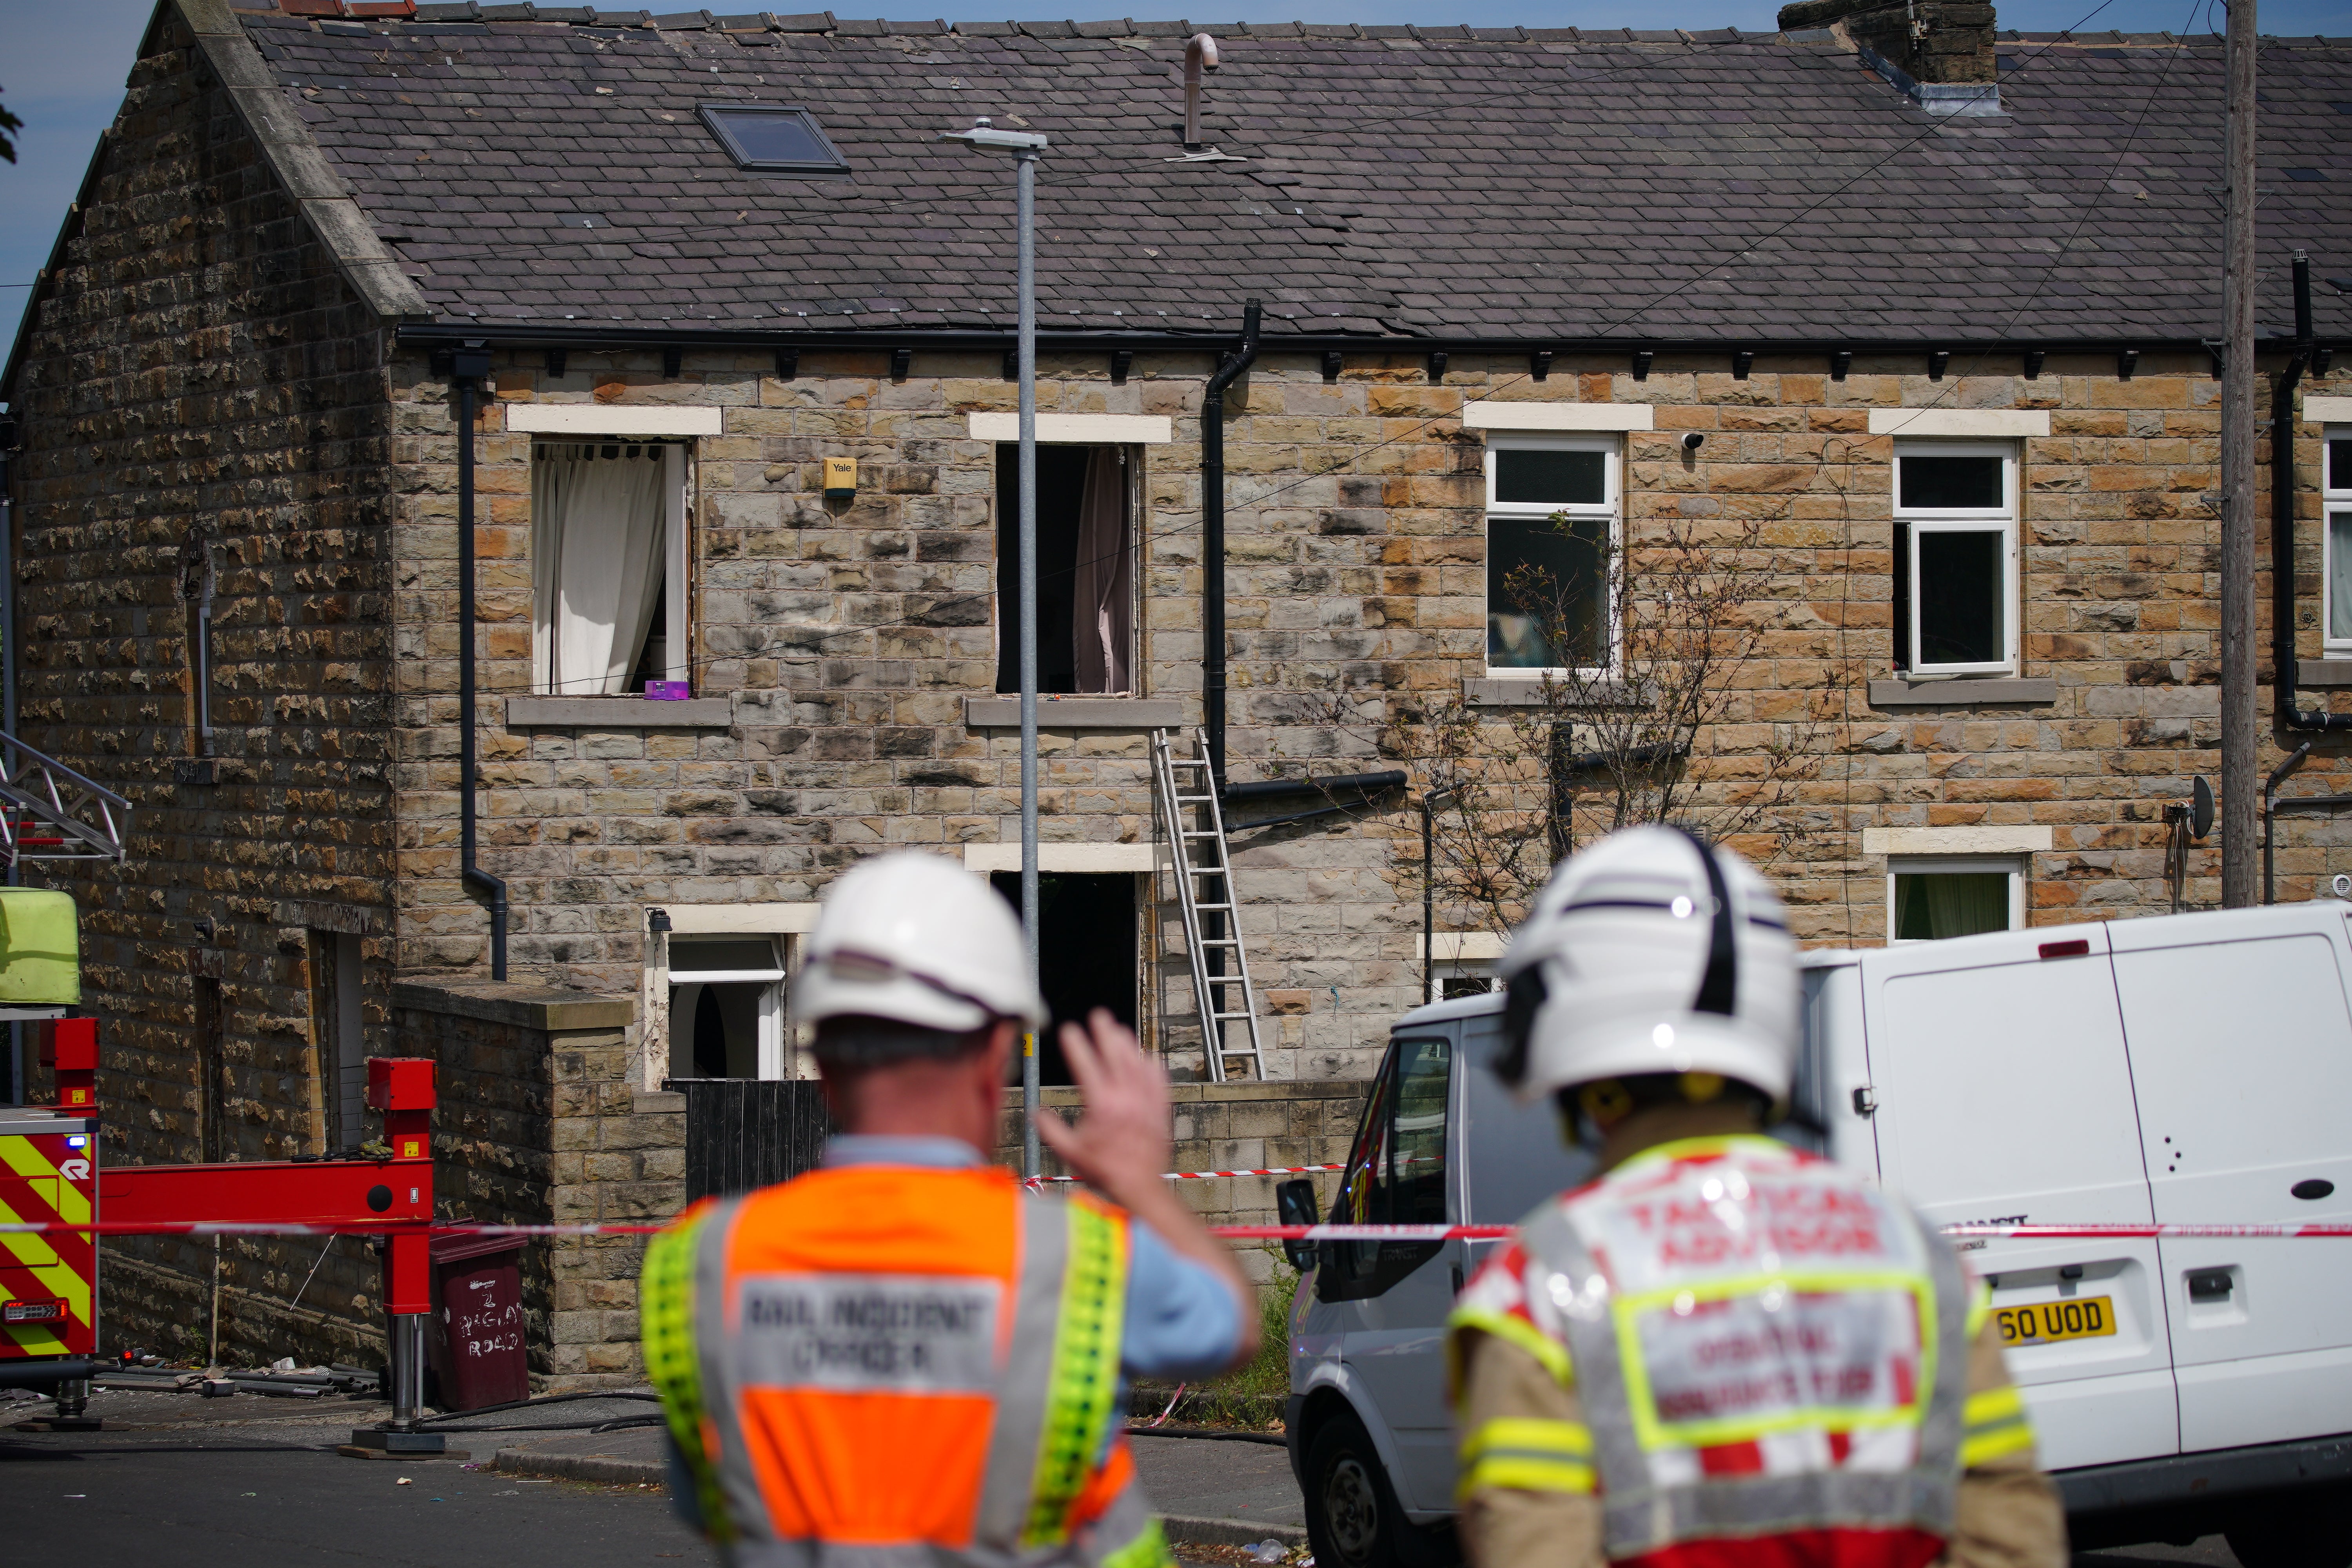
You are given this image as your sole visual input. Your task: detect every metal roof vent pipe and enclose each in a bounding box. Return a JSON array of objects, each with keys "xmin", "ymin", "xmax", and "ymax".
[{"xmin": 1184, "ymin": 33, "xmax": 1220, "ymax": 148}]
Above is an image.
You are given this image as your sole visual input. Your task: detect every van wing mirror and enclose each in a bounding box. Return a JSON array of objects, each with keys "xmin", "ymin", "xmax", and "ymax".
[{"xmin": 1275, "ymin": 1178, "xmax": 1321, "ymax": 1271}]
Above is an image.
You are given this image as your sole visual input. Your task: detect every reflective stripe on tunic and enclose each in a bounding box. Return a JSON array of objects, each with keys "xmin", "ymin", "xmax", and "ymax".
[{"xmin": 1514, "ymin": 1138, "xmax": 1971, "ymax": 1561}]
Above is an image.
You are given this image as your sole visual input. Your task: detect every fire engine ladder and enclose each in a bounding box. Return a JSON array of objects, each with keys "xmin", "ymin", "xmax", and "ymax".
[
  {"xmin": 0, "ymin": 733, "xmax": 130, "ymax": 862},
  {"xmin": 1150, "ymin": 727, "xmax": 1266, "ymax": 1082}
]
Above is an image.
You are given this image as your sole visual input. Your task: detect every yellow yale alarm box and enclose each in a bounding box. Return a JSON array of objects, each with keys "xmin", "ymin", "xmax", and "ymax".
[{"xmin": 822, "ymin": 457, "xmax": 858, "ymax": 500}]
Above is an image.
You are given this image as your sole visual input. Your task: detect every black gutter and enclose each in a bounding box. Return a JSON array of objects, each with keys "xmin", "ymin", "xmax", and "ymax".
[
  {"xmin": 388, "ymin": 321, "xmax": 2339, "ymax": 359},
  {"xmin": 1222, "ymin": 769, "xmax": 1410, "ymax": 803},
  {"xmin": 2274, "ymin": 253, "xmax": 2352, "ymax": 733},
  {"xmin": 453, "ymin": 349, "xmax": 509, "ymax": 981},
  {"xmin": 1200, "ymin": 300, "xmax": 1261, "ymax": 793}
]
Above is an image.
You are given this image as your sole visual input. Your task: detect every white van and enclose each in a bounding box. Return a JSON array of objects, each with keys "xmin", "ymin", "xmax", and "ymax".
[{"xmin": 1283, "ymin": 902, "xmax": 2352, "ymax": 1568}]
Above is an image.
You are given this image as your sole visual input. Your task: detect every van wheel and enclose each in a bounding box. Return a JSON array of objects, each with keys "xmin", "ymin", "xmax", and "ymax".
[
  {"xmin": 1305, "ymin": 1412, "xmax": 1454, "ymax": 1568},
  {"xmin": 2226, "ymin": 1490, "xmax": 2352, "ymax": 1568}
]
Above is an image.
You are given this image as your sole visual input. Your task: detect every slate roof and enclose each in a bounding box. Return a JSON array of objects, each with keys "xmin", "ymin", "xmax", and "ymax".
[{"xmin": 229, "ymin": 5, "xmax": 2352, "ymax": 344}]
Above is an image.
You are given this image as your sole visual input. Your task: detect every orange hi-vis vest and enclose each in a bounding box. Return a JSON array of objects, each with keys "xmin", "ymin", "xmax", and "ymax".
[{"xmin": 642, "ymin": 1162, "xmax": 1173, "ymax": 1568}]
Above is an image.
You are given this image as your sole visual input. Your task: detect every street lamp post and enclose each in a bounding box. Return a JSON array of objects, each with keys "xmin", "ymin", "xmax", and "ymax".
[{"xmin": 941, "ymin": 117, "xmax": 1051, "ymax": 1177}]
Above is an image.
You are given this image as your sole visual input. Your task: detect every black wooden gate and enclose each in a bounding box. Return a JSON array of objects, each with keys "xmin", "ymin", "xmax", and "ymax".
[{"xmin": 666, "ymin": 1078, "xmax": 832, "ymax": 1201}]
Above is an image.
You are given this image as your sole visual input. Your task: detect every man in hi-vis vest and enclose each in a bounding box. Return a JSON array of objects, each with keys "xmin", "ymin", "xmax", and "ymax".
[
  {"xmin": 1448, "ymin": 826, "xmax": 2065, "ymax": 1568},
  {"xmin": 642, "ymin": 851, "xmax": 1258, "ymax": 1567}
]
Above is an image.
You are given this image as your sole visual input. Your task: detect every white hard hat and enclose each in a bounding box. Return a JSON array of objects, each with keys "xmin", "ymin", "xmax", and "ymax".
[
  {"xmin": 792, "ymin": 851, "xmax": 1046, "ymax": 1035},
  {"xmin": 1494, "ymin": 824, "xmax": 1798, "ymax": 1105}
]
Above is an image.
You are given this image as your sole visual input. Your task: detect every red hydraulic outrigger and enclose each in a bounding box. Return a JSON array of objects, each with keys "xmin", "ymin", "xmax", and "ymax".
[{"xmin": 2, "ymin": 1040, "xmax": 452, "ymax": 1455}]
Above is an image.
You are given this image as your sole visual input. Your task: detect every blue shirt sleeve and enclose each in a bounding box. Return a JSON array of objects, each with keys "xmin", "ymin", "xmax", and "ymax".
[{"xmin": 1119, "ymin": 1218, "xmax": 1245, "ymax": 1381}]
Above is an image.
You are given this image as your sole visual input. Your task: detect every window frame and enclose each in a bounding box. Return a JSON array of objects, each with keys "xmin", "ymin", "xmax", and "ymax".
[
  {"xmin": 694, "ymin": 103, "xmax": 851, "ymax": 177},
  {"xmin": 2324, "ymin": 426, "xmax": 2352, "ymax": 654},
  {"xmin": 668, "ymin": 936, "xmax": 789, "ymax": 1080},
  {"xmin": 1893, "ymin": 441, "xmax": 2020, "ymax": 677},
  {"xmin": 1885, "ymin": 854, "xmax": 2025, "ymax": 944},
  {"xmin": 1483, "ymin": 434, "xmax": 1621, "ymax": 679},
  {"xmin": 1318, "ymin": 1034, "xmax": 1451, "ymax": 1303},
  {"xmin": 530, "ymin": 440, "xmax": 692, "ymax": 697}
]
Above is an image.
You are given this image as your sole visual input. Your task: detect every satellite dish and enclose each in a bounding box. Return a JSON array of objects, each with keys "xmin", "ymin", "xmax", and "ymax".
[{"xmin": 2191, "ymin": 776, "xmax": 2215, "ymax": 842}]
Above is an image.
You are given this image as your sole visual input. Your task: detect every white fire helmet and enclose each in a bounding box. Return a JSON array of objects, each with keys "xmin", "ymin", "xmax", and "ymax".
[
  {"xmin": 791, "ymin": 851, "xmax": 1047, "ymax": 1036},
  {"xmin": 1494, "ymin": 824, "xmax": 1798, "ymax": 1106}
]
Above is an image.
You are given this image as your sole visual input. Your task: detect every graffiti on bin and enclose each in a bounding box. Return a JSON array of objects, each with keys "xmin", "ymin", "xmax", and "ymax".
[{"xmin": 445, "ymin": 1278, "xmax": 524, "ymax": 1358}]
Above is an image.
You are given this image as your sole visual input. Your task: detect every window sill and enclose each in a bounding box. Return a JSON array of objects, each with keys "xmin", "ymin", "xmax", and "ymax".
[
  {"xmin": 1463, "ymin": 677, "xmax": 1639, "ymax": 708},
  {"xmin": 963, "ymin": 697, "xmax": 1183, "ymax": 730},
  {"xmin": 2299, "ymin": 659, "xmax": 2352, "ymax": 688},
  {"xmin": 505, "ymin": 695, "xmax": 732, "ymax": 728},
  {"xmin": 1868, "ymin": 676, "xmax": 2056, "ymax": 708}
]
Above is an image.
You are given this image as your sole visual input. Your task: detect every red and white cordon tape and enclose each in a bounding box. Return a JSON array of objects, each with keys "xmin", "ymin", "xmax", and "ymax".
[
  {"xmin": 1023, "ymin": 1161, "xmax": 1345, "ymax": 1189},
  {"xmin": 5, "ymin": 1220, "xmax": 2352, "ymax": 1241}
]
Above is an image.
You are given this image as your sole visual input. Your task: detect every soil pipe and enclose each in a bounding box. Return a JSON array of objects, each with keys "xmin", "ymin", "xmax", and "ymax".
[
  {"xmin": 1201, "ymin": 299, "xmax": 1260, "ymax": 793},
  {"xmin": 454, "ymin": 350, "xmax": 509, "ymax": 980}
]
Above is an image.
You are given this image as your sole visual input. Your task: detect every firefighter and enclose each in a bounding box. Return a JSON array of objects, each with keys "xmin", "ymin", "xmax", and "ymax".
[
  {"xmin": 641, "ymin": 851, "xmax": 1257, "ymax": 1566},
  {"xmin": 1448, "ymin": 825, "xmax": 2066, "ymax": 1568}
]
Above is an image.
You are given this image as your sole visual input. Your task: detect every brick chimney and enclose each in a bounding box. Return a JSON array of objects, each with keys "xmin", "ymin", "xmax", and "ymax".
[{"xmin": 1778, "ymin": 0, "xmax": 1998, "ymax": 86}]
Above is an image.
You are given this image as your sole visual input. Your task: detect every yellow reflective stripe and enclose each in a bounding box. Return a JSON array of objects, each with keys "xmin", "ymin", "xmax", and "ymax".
[
  {"xmin": 1458, "ymin": 1417, "xmax": 1598, "ymax": 1499},
  {"xmin": 639, "ymin": 1212, "xmax": 730, "ymax": 1542},
  {"xmin": 0, "ymin": 1138, "xmax": 91, "ymax": 1225},
  {"xmin": 1457, "ymin": 1454, "xmax": 1597, "ymax": 1500},
  {"xmin": 0, "ymin": 1195, "xmax": 91, "ymax": 1320},
  {"xmin": 1960, "ymin": 1383, "xmax": 2034, "ymax": 1466},
  {"xmin": 1965, "ymin": 1279, "xmax": 1993, "ymax": 1341},
  {"xmin": 1447, "ymin": 1303, "xmax": 1572, "ymax": 1390},
  {"xmin": 1461, "ymin": 1417, "xmax": 1593, "ymax": 1462}
]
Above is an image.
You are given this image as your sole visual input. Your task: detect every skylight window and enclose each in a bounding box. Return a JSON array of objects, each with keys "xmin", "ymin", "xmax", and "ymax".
[{"xmin": 697, "ymin": 104, "xmax": 848, "ymax": 176}]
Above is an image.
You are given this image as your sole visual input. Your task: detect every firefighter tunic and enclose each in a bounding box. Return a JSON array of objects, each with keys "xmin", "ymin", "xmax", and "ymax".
[{"xmin": 1448, "ymin": 1132, "xmax": 2065, "ymax": 1568}]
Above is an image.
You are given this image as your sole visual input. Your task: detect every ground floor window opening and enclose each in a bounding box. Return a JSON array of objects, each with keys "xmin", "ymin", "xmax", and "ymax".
[
  {"xmin": 1887, "ymin": 856, "xmax": 2024, "ymax": 942},
  {"xmin": 667, "ymin": 936, "xmax": 787, "ymax": 1079},
  {"xmin": 988, "ymin": 871, "xmax": 1138, "ymax": 1087}
]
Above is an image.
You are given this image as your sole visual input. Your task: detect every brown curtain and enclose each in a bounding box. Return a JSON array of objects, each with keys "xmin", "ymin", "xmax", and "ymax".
[{"xmin": 1071, "ymin": 446, "xmax": 1133, "ymax": 693}]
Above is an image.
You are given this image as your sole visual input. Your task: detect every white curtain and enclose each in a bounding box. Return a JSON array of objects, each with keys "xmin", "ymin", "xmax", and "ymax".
[
  {"xmin": 1071, "ymin": 446, "xmax": 1133, "ymax": 694},
  {"xmin": 531, "ymin": 443, "xmax": 674, "ymax": 695},
  {"xmin": 2332, "ymin": 511, "xmax": 2352, "ymax": 643}
]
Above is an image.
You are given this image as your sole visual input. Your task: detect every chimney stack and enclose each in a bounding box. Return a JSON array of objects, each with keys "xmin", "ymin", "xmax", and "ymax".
[{"xmin": 1778, "ymin": 0, "xmax": 1998, "ymax": 86}]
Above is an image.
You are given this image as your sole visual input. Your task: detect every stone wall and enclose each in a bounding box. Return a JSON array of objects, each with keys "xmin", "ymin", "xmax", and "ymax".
[
  {"xmin": 383, "ymin": 341, "xmax": 2352, "ymax": 1087},
  {"xmin": 11, "ymin": 16, "xmax": 401, "ymax": 1365},
  {"xmin": 5, "ymin": 14, "xmax": 399, "ymax": 1160},
  {"xmin": 393, "ymin": 979, "xmax": 677, "ymax": 1389}
]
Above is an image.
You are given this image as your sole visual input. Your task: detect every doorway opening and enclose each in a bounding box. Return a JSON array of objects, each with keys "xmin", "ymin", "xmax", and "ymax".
[{"xmin": 988, "ymin": 872, "xmax": 1138, "ymax": 1087}]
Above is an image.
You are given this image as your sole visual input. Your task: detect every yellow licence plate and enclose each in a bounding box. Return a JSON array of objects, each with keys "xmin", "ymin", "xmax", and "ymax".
[{"xmin": 1996, "ymin": 1296, "xmax": 2117, "ymax": 1347}]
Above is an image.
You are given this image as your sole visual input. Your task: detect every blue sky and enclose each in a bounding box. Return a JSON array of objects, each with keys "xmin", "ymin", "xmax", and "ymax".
[{"xmin": 6, "ymin": 0, "xmax": 2352, "ymax": 362}]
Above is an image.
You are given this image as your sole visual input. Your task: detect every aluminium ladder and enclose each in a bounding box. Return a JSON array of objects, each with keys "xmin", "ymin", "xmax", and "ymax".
[{"xmin": 1150, "ymin": 728, "xmax": 1267, "ymax": 1082}]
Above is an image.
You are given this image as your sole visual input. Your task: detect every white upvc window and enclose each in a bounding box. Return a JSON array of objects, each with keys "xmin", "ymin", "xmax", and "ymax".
[
  {"xmin": 530, "ymin": 441, "xmax": 691, "ymax": 695},
  {"xmin": 2326, "ymin": 429, "xmax": 2352, "ymax": 653},
  {"xmin": 1893, "ymin": 442, "xmax": 2018, "ymax": 676},
  {"xmin": 1484, "ymin": 436, "xmax": 1619, "ymax": 676},
  {"xmin": 1886, "ymin": 855, "xmax": 2024, "ymax": 942},
  {"xmin": 668, "ymin": 936, "xmax": 788, "ymax": 1080}
]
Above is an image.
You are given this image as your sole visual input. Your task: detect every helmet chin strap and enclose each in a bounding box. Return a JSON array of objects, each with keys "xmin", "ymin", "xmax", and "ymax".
[{"xmin": 1665, "ymin": 824, "xmax": 1739, "ymax": 1017}]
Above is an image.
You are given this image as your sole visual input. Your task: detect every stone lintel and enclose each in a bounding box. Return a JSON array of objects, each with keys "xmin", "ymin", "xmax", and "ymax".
[
  {"xmin": 1868, "ymin": 676, "xmax": 2057, "ymax": 707},
  {"xmin": 393, "ymin": 978, "xmax": 636, "ymax": 1033},
  {"xmin": 962, "ymin": 697, "xmax": 1184, "ymax": 729},
  {"xmin": 275, "ymin": 899, "xmax": 386, "ymax": 936},
  {"xmin": 1464, "ymin": 677, "xmax": 1638, "ymax": 708},
  {"xmin": 2298, "ymin": 660, "xmax": 2352, "ymax": 688},
  {"xmin": 506, "ymin": 696, "xmax": 733, "ymax": 728}
]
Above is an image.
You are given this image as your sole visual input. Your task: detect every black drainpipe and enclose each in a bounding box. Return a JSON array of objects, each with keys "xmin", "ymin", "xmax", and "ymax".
[
  {"xmin": 2275, "ymin": 252, "xmax": 2352, "ymax": 733},
  {"xmin": 1201, "ymin": 299, "xmax": 1261, "ymax": 792},
  {"xmin": 453, "ymin": 346, "xmax": 509, "ymax": 980}
]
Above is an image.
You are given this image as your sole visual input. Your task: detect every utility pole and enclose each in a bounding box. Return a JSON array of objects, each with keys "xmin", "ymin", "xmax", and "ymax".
[{"xmin": 2220, "ymin": 0, "xmax": 2258, "ymax": 907}]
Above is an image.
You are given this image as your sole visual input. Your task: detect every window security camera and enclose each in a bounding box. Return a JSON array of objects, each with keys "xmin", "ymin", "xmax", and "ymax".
[{"xmin": 1681, "ymin": 432, "xmax": 1706, "ymax": 451}]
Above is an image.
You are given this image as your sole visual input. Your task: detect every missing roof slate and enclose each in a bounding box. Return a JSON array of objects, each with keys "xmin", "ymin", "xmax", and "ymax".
[{"xmin": 695, "ymin": 103, "xmax": 850, "ymax": 176}]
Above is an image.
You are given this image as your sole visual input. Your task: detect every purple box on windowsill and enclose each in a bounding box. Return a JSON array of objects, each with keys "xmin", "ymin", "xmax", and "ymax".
[{"xmin": 643, "ymin": 681, "xmax": 691, "ymax": 701}]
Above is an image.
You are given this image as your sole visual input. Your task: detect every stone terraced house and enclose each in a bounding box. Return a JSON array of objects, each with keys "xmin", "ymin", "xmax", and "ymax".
[{"xmin": 6, "ymin": 0, "xmax": 2352, "ymax": 1375}]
